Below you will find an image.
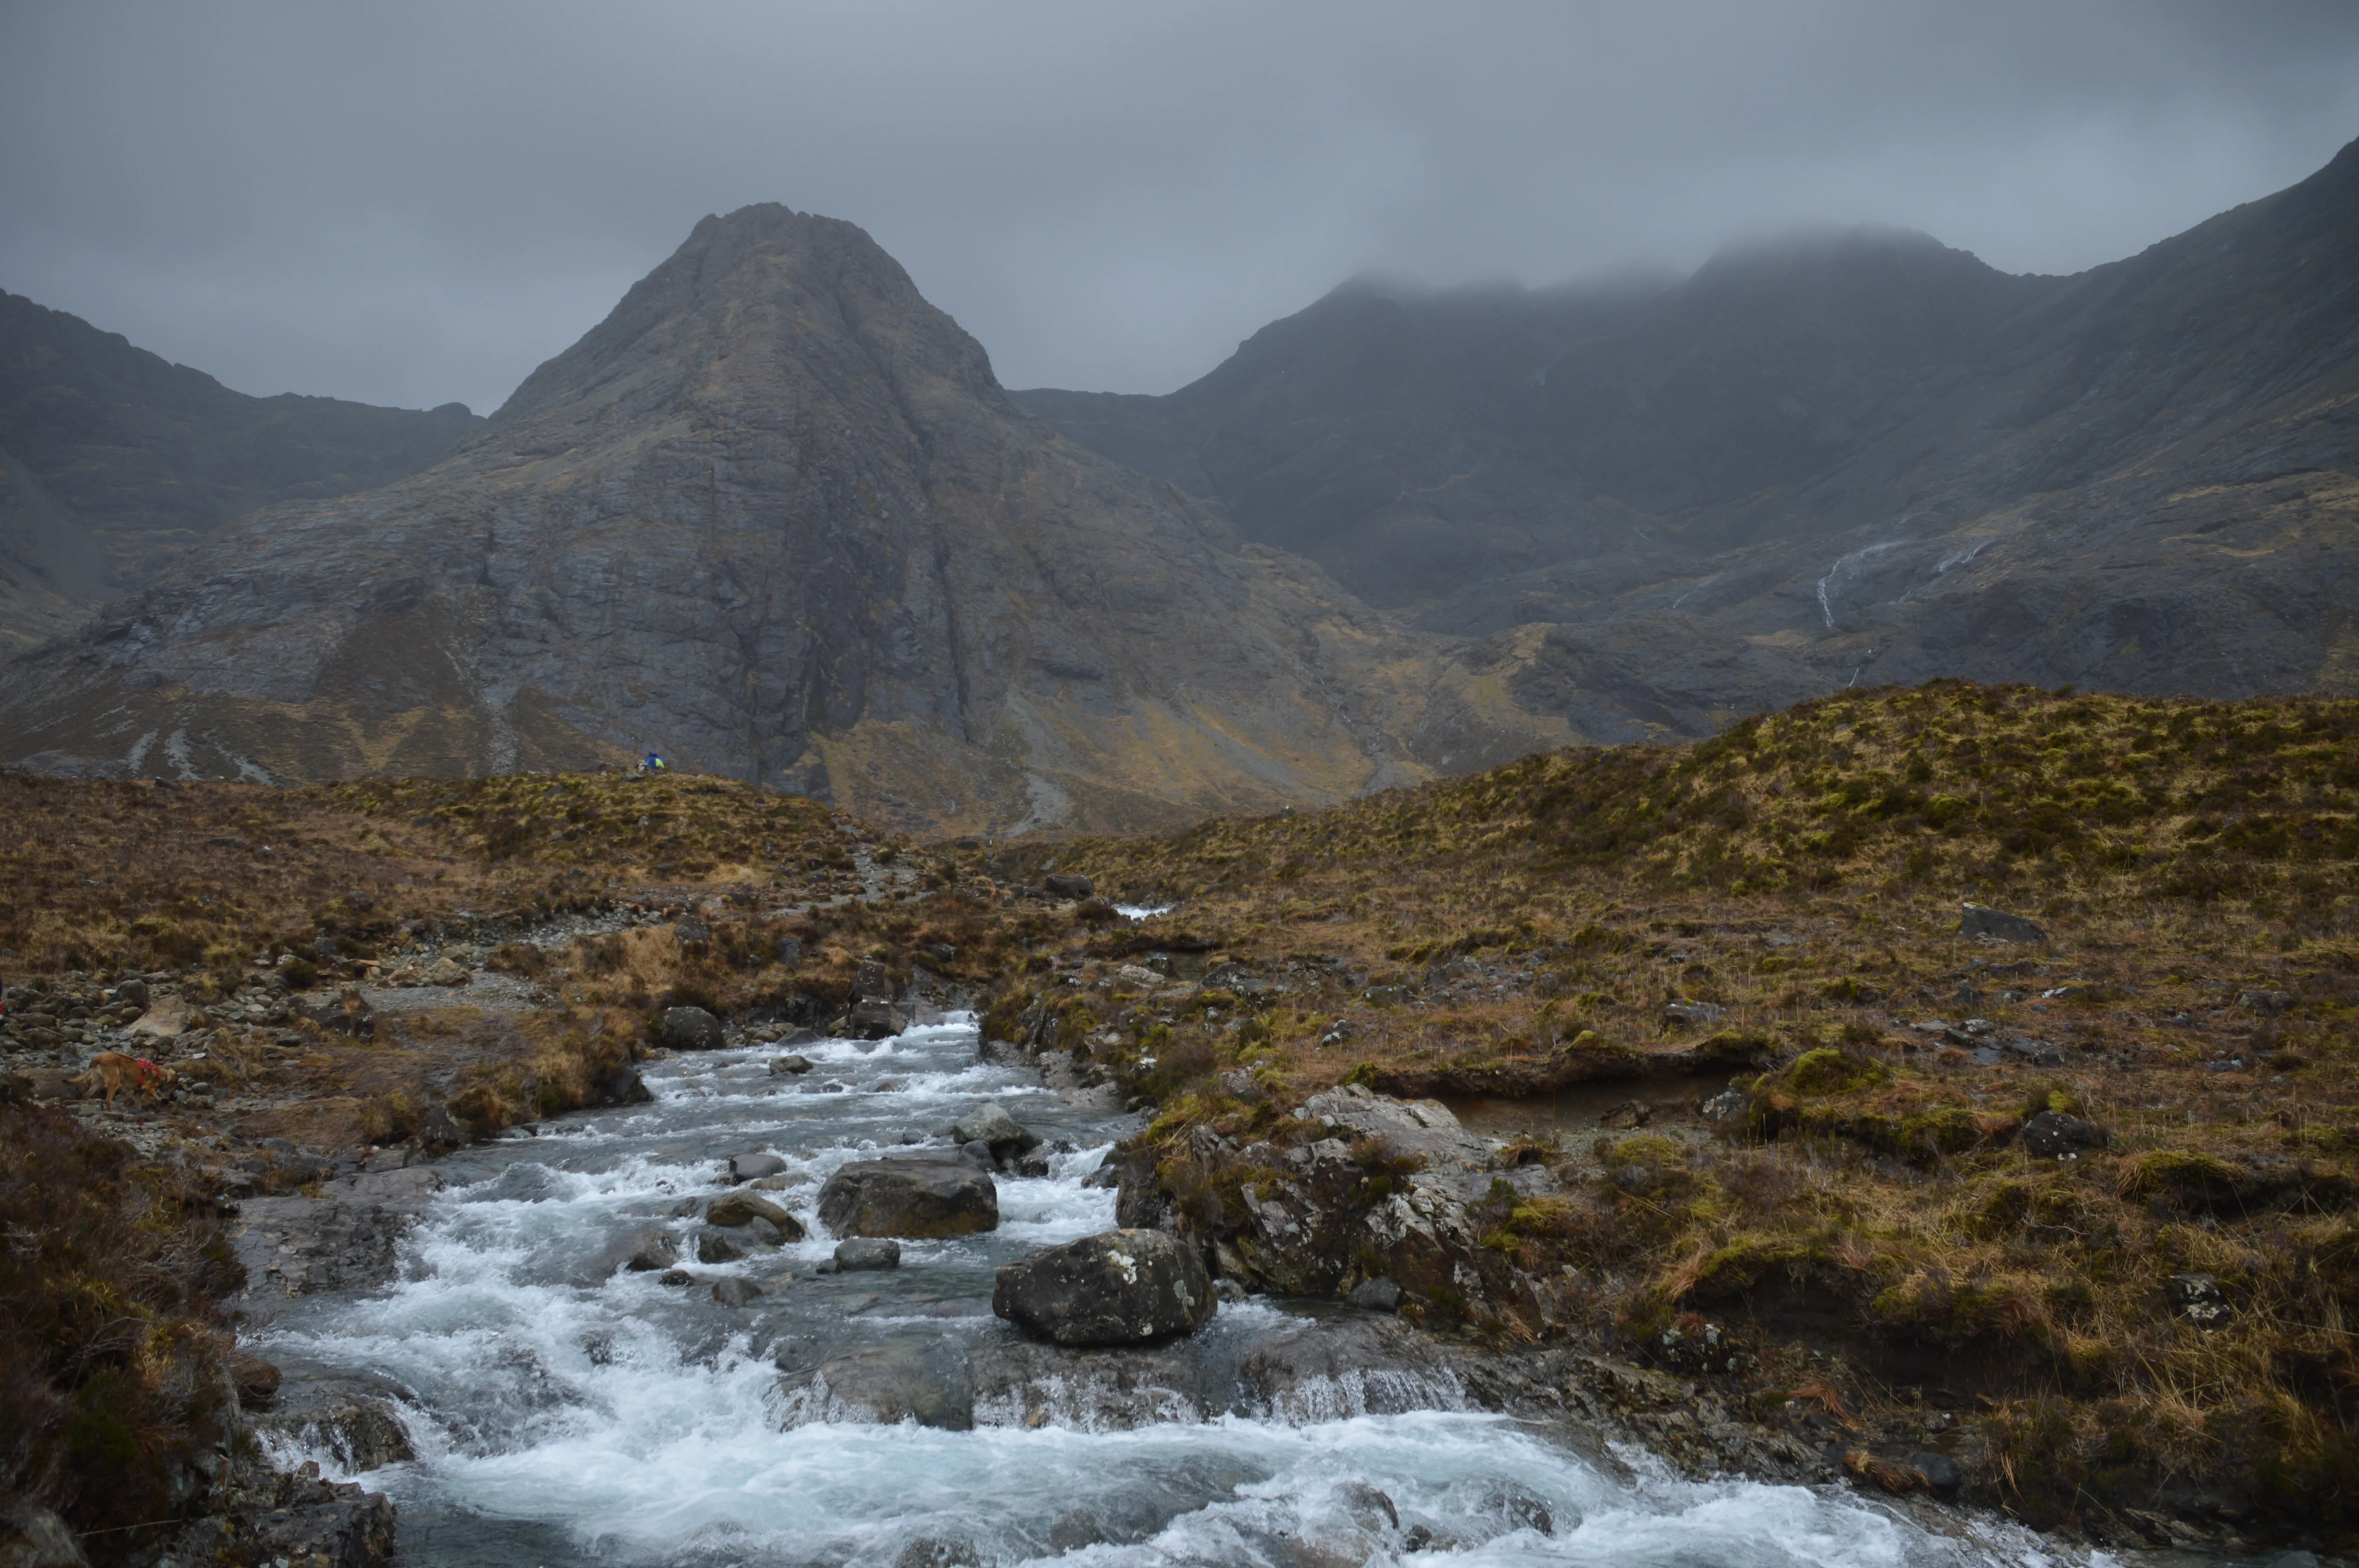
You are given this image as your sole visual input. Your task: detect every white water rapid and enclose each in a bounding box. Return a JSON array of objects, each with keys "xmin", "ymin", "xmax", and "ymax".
[{"xmin": 252, "ymin": 1016, "xmax": 2090, "ymax": 1568}]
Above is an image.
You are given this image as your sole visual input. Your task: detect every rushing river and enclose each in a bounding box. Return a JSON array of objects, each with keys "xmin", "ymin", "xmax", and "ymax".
[{"xmin": 252, "ymin": 1015, "xmax": 2083, "ymax": 1568}]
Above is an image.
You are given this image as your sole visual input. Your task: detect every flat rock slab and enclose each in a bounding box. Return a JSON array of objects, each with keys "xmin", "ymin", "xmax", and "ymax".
[
  {"xmin": 818, "ymin": 1157, "xmax": 998, "ymax": 1238},
  {"xmin": 229, "ymin": 1196, "xmax": 418, "ymax": 1325},
  {"xmin": 1295, "ymin": 1083, "xmax": 1491, "ymax": 1172}
]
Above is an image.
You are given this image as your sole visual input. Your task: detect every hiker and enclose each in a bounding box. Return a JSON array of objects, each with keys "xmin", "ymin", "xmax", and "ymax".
[{"xmin": 640, "ymin": 753, "xmax": 668, "ymax": 774}]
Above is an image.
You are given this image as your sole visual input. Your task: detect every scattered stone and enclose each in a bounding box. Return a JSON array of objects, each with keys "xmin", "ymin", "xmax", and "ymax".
[
  {"xmin": 1664, "ymin": 1000, "xmax": 1727, "ymax": 1027},
  {"xmin": 695, "ymin": 1229, "xmax": 745, "ymax": 1264},
  {"xmin": 423, "ymin": 955, "xmax": 471, "ymax": 987},
  {"xmin": 708, "ymin": 1191, "xmax": 804, "ymax": 1238},
  {"xmin": 1959, "ymin": 902, "xmax": 2048, "ymax": 944},
  {"xmin": 818, "ymin": 1158, "xmax": 999, "ymax": 1238},
  {"xmin": 675, "ymin": 916, "xmax": 713, "ymax": 944},
  {"xmin": 994, "ymin": 1228, "xmax": 1216, "ymax": 1346},
  {"xmin": 835, "ymin": 1238, "xmax": 902, "ymax": 1271},
  {"xmin": 2238, "ymin": 989, "xmax": 2295, "ymax": 1014},
  {"xmin": 1347, "ymin": 1276, "xmax": 1403, "ymax": 1313},
  {"xmin": 2004, "ymin": 1036, "xmax": 2067, "ymax": 1067},
  {"xmin": 1113, "ymin": 963, "xmax": 1165, "ymax": 990},
  {"xmin": 729, "ymin": 1151, "xmax": 787, "ymax": 1182},
  {"xmin": 113, "ymin": 978, "xmax": 149, "ymax": 1009},
  {"xmin": 296, "ymin": 988, "xmax": 376, "ymax": 1042},
  {"xmin": 770, "ymin": 1054, "xmax": 815, "ymax": 1075},
  {"xmin": 2168, "ymin": 1272, "xmax": 2230, "ymax": 1327},
  {"xmin": 712, "ymin": 1276, "xmax": 763, "ymax": 1307},
  {"xmin": 2021, "ymin": 1111, "xmax": 2108, "ymax": 1160},
  {"xmin": 128, "ymin": 994, "xmax": 193, "ymax": 1038},
  {"xmin": 1043, "ymin": 873, "xmax": 1095, "ymax": 899},
  {"xmin": 228, "ymin": 1350, "xmax": 284, "ymax": 1408},
  {"xmin": 1596, "ymin": 1099, "xmax": 1651, "ymax": 1131},
  {"xmin": 657, "ymin": 1005, "xmax": 726, "ymax": 1051}
]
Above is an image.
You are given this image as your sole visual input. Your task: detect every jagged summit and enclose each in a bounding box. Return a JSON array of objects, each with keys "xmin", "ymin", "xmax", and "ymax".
[{"xmin": 0, "ymin": 211, "xmax": 1555, "ymax": 831}]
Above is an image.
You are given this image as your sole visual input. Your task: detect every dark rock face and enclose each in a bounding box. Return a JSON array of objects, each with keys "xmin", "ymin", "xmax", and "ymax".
[
  {"xmin": 656, "ymin": 1006, "xmax": 726, "ymax": 1051},
  {"xmin": 251, "ymin": 1376, "xmax": 417, "ymax": 1474},
  {"xmin": 1042, "ymin": 873, "xmax": 1094, "ymax": 898},
  {"xmin": 993, "ymin": 1228, "xmax": 1216, "ymax": 1346},
  {"xmin": 0, "ymin": 289, "xmax": 479, "ymax": 653},
  {"xmin": 1959, "ymin": 903, "xmax": 2048, "ymax": 944},
  {"xmin": 818, "ymin": 1157, "xmax": 998, "ymax": 1238},
  {"xmin": 0, "ymin": 209, "xmax": 1549, "ymax": 831},
  {"xmin": 1020, "ymin": 139, "xmax": 2359, "ymax": 731},
  {"xmin": 950, "ymin": 1103, "xmax": 1038, "ymax": 1158}
]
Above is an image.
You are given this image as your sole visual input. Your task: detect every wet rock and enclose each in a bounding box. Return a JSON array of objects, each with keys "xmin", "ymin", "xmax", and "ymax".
[
  {"xmin": 835, "ymin": 1238, "xmax": 902, "ymax": 1271},
  {"xmin": 770, "ymin": 1053, "xmax": 815, "ymax": 1075},
  {"xmin": 657, "ymin": 1005, "xmax": 726, "ymax": 1051},
  {"xmin": 1347, "ymin": 1276, "xmax": 1403, "ymax": 1313},
  {"xmin": 781, "ymin": 1334, "xmax": 976, "ymax": 1430},
  {"xmin": 707, "ymin": 1191, "xmax": 803, "ymax": 1237},
  {"xmin": 994, "ymin": 1228, "xmax": 1216, "ymax": 1347},
  {"xmin": 613, "ymin": 1228, "xmax": 679, "ymax": 1273},
  {"xmin": 228, "ymin": 1350, "xmax": 283, "ymax": 1408},
  {"xmin": 1959, "ymin": 902, "xmax": 2048, "ymax": 944},
  {"xmin": 1596, "ymin": 1098, "xmax": 1650, "ymax": 1130},
  {"xmin": 1043, "ymin": 873, "xmax": 1095, "ymax": 899},
  {"xmin": 819, "ymin": 1157, "xmax": 999, "ymax": 1238},
  {"xmin": 2168, "ymin": 1272, "xmax": 2231, "ymax": 1327},
  {"xmin": 895, "ymin": 1536, "xmax": 980, "ymax": 1568},
  {"xmin": 728, "ymin": 1151, "xmax": 787, "ymax": 1182},
  {"xmin": 2021, "ymin": 1110, "xmax": 2108, "ymax": 1159},
  {"xmin": 1015, "ymin": 1154, "xmax": 1052, "ymax": 1178},
  {"xmin": 229, "ymin": 1195, "xmax": 416, "ymax": 1325},
  {"xmin": 0, "ymin": 1506, "xmax": 88, "ymax": 1568},
  {"xmin": 252, "ymin": 1376, "xmax": 417, "ymax": 1473},
  {"xmin": 959, "ymin": 1139, "xmax": 996, "ymax": 1169},
  {"xmin": 2238, "ymin": 988, "xmax": 2295, "ymax": 1014},
  {"xmin": 951, "ymin": 1102, "xmax": 1040, "ymax": 1156},
  {"xmin": 1663, "ymin": 1000, "xmax": 1727, "ymax": 1027},
  {"xmin": 594, "ymin": 1065, "xmax": 654, "ymax": 1104},
  {"xmin": 712, "ymin": 1276, "xmax": 763, "ymax": 1307},
  {"xmin": 1910, "ymin": 1451, "xmax": 1963, "ymax": 1500},
  {"xmin": 695, "ymin": 1228, "xmax": 745, "ymax": 1264},
  {"xmin": 849, "ymin": 999, "xmax": 909, "ymax": 1039},
  {"xmin": 745, "ymin": 1217, "xmax": 785, "ymax": 1247},
  {"xmin": 658, "ymin": 1269, "xmax": 693, "ymax": 1286}
]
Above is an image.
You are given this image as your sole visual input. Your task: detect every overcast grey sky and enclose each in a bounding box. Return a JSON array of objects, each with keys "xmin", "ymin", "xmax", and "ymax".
[{"xmin": 5, "ymin": 1, "xmax": 2357, "ymax": 414}]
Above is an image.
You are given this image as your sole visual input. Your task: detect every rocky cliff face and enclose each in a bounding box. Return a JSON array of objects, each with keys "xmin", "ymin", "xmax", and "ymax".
[
  {"xmin": 0, "ymin": 291, "xmax": 479, "ymax": 651},
  {"xmin": 1020, "ymin": 138, "xmax": 2359, "ymax": 737},
  {"xmin": 0, "ymin": 209, "xmax": 1558, "ymax": 831}
]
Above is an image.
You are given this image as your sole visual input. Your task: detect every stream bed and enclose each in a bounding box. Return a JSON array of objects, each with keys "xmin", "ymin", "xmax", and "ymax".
[{"xmin": 251, "ymin": 1015, "xmax": 2087, "ymax": 1568}]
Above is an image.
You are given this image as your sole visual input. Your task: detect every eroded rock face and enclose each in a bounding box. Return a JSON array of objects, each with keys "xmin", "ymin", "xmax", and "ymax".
[
  {"xmin": 818, "ymin": 1157, "xmax": 998, "ymax": 1238},
  {"xmin": 993, "ymin": 1229, "xmax": 1215, "ymax": 1347}
]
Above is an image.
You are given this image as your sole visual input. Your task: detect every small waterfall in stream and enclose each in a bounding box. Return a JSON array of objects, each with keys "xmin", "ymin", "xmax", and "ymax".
[{"xmin": 252, "ymin": 1017, "xmax": 2087, "ymax": 1568}]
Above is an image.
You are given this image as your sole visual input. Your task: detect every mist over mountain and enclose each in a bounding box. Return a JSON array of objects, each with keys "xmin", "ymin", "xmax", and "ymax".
[
  {"xmin": 0, "ymin": 292, "xmax": 479, "ymax": 652},
  {"xmin": 0, "ymin": 209, "xmax": 1556, "ymax": 831},
  {"xmin": 1019, "ymin": 136, "xmax": 2359, "ymax": 738}
]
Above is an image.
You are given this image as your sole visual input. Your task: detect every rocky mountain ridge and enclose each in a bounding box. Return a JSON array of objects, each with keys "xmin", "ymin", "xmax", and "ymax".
[
  {"xmin": 1019, "ymin": 136, "xmax": 2359, "ymax": 739},
  {"xmin": 0, "ymin": 209, "xmax": 1558, "ymax": 832},
  {"xmin": 0, "ymin": 290, "xmax": 480, "ymax": 651}
]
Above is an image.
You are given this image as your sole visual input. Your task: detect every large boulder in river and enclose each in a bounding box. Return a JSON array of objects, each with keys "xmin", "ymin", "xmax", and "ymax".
[
  {"xmin": 994, "ymin": 1228, "xmax": 1215, "ymax": 1346},
  {"xmin": 657, "ymin": 1006, "xmax": 727, "ymax": 1051},
  {"xmin": 818, "ymin": 1158, "xmax": 997, "ymax": 1238}
]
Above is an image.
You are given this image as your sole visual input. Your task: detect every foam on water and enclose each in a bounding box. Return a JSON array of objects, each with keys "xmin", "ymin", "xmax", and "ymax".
[{"xmin": 256, "ymin": 1015, "xmax": 2091, "ymax": 1568}]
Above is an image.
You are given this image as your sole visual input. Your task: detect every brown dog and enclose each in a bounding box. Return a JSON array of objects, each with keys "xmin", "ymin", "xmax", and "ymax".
[{"xmin": 69, "ymin": 1051, "xmax": 178, "ymax": 1112}]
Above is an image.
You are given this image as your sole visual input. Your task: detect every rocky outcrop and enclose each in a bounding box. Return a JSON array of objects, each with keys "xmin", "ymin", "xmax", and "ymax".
[
  {"xmin": 227, "ymin": 1167, "xmax": 443, "ymax": 1326},
  {"xmin": 818, "ymin": 1157, "xmax": 998, "ymax": 1238},
  {"xmin": 0, "ymin": 209, "xmax": 1554, "ymax": 830},
  {"xmin": 993, "ymin": 1229, "xmax": 1215, "ymax": 1346}
]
